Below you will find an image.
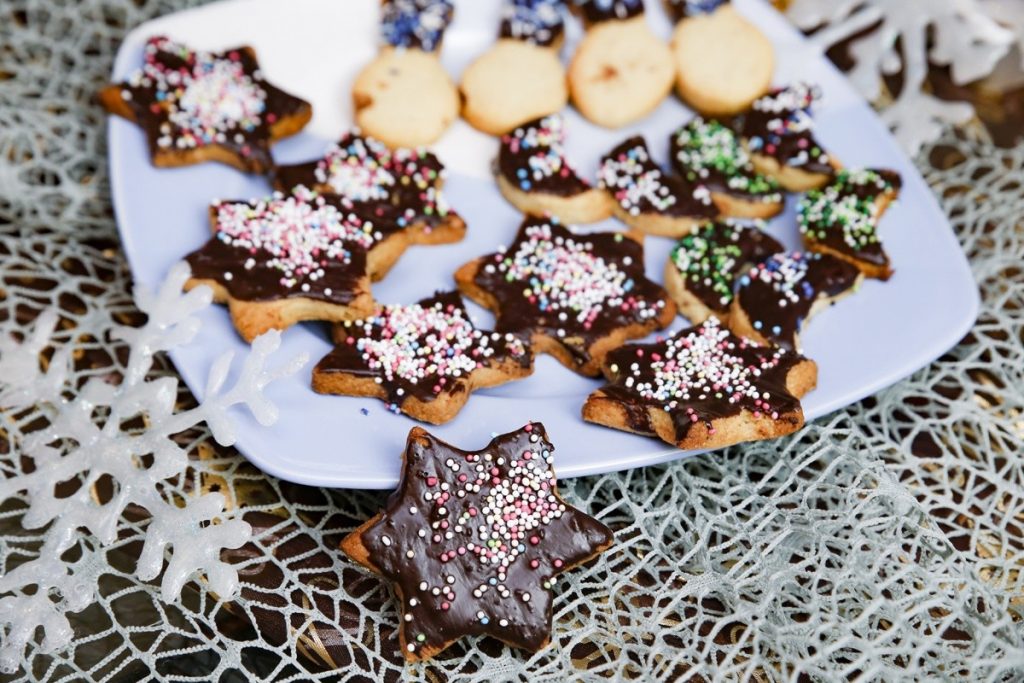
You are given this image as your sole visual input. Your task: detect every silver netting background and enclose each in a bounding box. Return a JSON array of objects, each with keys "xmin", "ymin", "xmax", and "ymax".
[{"xmin": 2, "ymin": 1, "xmax": 1023, "ymax": 680}]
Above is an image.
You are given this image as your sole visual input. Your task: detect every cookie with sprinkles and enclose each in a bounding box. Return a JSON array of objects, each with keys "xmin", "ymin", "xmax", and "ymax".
[
  {"xmin": 98, "ymin": 36, "xmax": 312, "ymax": 173},
  {"xmin": 664, "ymin": 219, "xmax": 784, "ymax": 324},
  {"xmin": 729, "ymin": 251, "xmax": 863, "ymax": 351},
  {"xmin": 274, "ymin": 130, "xmax": 466, "ymax": 275},
  {"xmin": 313, "ymin": 292, "xmax": 533, "ymax": 424},
  {"xmin": 455, "ymin": 216, "xmax": 676, "ymax": 376},
  {"xmin": 340, "ymin": 423, "xmax": 614, "ymax": 661},
  {"xmin": 495, "ymin": 115, "xmax": 614, "ymax": 223},
  {"xmin": 568, "ymin": 1, "xmax": 675, "ymax": 128},
  {"xmin": 184, "ymin": 188, "xmax": 376, "ymax": 342},
  {"xmin": 461, "ymin": 1, "xmax": 569, "ymax": 136},
  {"xmin": 353, "ymin": 0, "xmax": 459, "ymax": 147},
  {"xmin": 599, "ymin": 135, "xmax": 717, "ymax": 237},
  {"xmin": 798, "ymin": 168, "xmax": 902, "ymax": 281},
  {"xmin": 670, "ymin": 117, "xmax": 783, "ymax": 219},
  {"xmin": 739, "ymin": 83, "xmax": 839, "ymax": 192},
  {"xmin": 583, "ymin": 316, "xmax": 817, "ymax": 449},
  {"xmin": 666, "ymin": 0, "xmax": 774, "ymax": 117}
]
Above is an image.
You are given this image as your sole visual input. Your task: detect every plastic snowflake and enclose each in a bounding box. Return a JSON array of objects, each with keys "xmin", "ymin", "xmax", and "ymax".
[
  {"xmin": 786, "ymin": 0, "xmax": 1015, "ymax": 154},
  {"xmin": 0, "ymin": 262, "xmax": 308, "ymax": 673}
]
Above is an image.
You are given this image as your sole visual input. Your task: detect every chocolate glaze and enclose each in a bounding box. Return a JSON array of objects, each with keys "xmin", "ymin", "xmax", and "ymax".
[
  {"xmin": 355, "ymin": 425, "xmax": 613, "ymax": 657},
  {"xmin": 380, "ymin": 0, "xmax": 454, "ymax": 51},
  {"xmin": 670, "ymin": 220, "xmax": 784, "ymax": 313},
  {"xmin": 315, "ymin": 291, "xmax": 531, "ymax": 407},
  {"xmin": 472, "ymin": 217, "xmax": 673, "ymax": 368},
  {"xmin": 670, "ymin": 118, "xmax": 781, "ymax": 203},
  {"xmin": 112, "ymin": 36, "xmax": 308, "ymax": 173},
  {"xmin": 573, "ymin": 0, "xmax": 644, "ymax": 24},
  {"xmin": 496, "ymin": 115, "xmax": 592, "ymax": 198},
  {"xmin": 735, "ymin": 252, "xmax": 861, "ymax": 350},
  {"xmin": 598, "ymin": 318, "xmax": 806, "ymax": 440},
  {"xmin": 739, "ymin": 84, "xmax": 835, "ymax": 177},
  {"xmin": 500, "ymin": 0, "xmax": 566, "ymax": 46},
  {"xmin": 600, "ymin": 136, "xmax": 718, "ymax": 220},
  {"xmin": 665, "ymin": 0, "xmax": 729, "ymax": 22},
  {"xmin": 800, "ymin": 169, "xmax": 901, "ymax": 267}
]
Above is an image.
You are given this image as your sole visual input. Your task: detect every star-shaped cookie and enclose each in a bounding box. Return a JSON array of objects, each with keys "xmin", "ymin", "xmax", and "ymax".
[
  {"xmin": 274, "ymin": 130, "xmax": 466, "ymax": 274},
  {"xmin": 99, "ymin": 36, "xmax": 311, "ymax": 173},
  {"xmin": 798, "ymin": 168, "xmax": 901, "ymax": 280},
  {"xmin": 313, "ymin": 291, "xmax": 533, "ymax": 424},
  {"xmin": 599, "ymin": 136, "xmax": 717, "ymax": 237},
  {"xmin": 340, "ymin": 423, "xmax": 614, "ymax": 661},
  {"xmin": 455, "ymin": 216, "xmax": 676, "ymax": 376},
  {"xmin": 185, "ymin": 188, "xmax": 377, "ymax": 341},
  {"xmin": 583, "ymin": 316, "xmax": 817, "ymax": 449}
]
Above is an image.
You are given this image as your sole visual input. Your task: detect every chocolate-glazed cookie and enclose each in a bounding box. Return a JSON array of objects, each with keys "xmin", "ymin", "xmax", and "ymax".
[
  {"xmin": 455, "ymin": 216, "xmax": 677, "ymax": 376},
  {"xmin": 670, "ymin": 117, "xmax": 783, "ymax": 219},
  {"xmin": 495, "ymin": 115, "xmax": 614, "ymax": 223},
  {"xmin": 98, "ymin": 36, "xmax": 311, "ymax": 173},
  {"xmin": 340, "ymin": 424, "xmax": 614, "ymax": 661},
  {"xmin": 313, "ymin": 291, "xmax": 533, "ymax": 424},
  {"xmin": 739, "ymin": 83, "xmax": 837, "ymax": 191},
  {"xmin": 665, "ymin": 219, "xmax": 784, "ymax": 323},
  {"xmin": 572, "ymin": 0, "xmax": 644, "ymax": 25},
  {"xmin": 501, "ymin": 0, "xmax": 566, "ymax": 46},
  {"xmin": 729, "ymin": 251, "xmax": 863, "ymax": 351},
  {"xmin": 798, "ymin": 168, "xmax": 902, "ymax": 280},
  {"xmin": 599, "ymin": 136, "xmax": 717, "ymax": 237},
  {"xmin": 380, "ymin": 0, "xmax": 455, "ymax": 51},
  {"xmin": 584, "ymin": 316, "xmax": 816, "ymax": 449}
]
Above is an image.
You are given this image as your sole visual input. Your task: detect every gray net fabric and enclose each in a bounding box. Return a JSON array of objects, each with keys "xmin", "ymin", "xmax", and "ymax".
[{"xmin": 2, "ymin": 1, "xmax": 1024, "ymax": 681}]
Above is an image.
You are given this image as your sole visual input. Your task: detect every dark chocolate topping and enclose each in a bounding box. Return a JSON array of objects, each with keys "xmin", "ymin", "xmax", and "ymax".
[
  {"xmin": 355, "ymin": 424, "xmax": 613, "ymax": 657},
  {"xmin": 380, "ymin": 0, "xmax": 454, "ymax": 51},
  {"xmin": 111, "ymin": 36, "xmax": 308, "ymax": 173},
  {"xmin": 599, "ymin": 136, "xmax": 718, "ymax": 220},
  {"xmin": 740, "ymin": 83, "xmax": 835, "ymax": 176},
  {"xmin": 500, "ymin": 0, "xmax": 566, "ymax": 46},
  {"xmin": 670, "ymin": 118, "xmax": 781, "ymax": 203},
  {"xmin": 670, "ymin": 220, "xmax": 784, "ymax": 314},
  {"xmin": 598, "ymin": 317, "xmax": 806, "ymax": 440},
  {"xmin": 184, "ymin": 189, "xmax": 382, "ymax": 304},
  {"xmin": 472, "ymin": 217, "xmax": 673, "ymax": 368},
  {"xmin": 573, "ymin": 0, "xmax": 644, "ymax": 24},
  {"xmin": 798, "ymin": 168, "xmax": 901, "ymax": 267},
  {"xmin": 497, "ymin": 115, "xmax": 593, "ymax": 198},
  {"xmin": 315, "ymin": 291, "xmax": 531, "ymax": 407},
  {"xmin": 665, "ymin": 0, "xmax": 729, "ymax": 21},
  {"xmin": 735, "ymin": 251, "xmax": 861, "ymax": 349}
]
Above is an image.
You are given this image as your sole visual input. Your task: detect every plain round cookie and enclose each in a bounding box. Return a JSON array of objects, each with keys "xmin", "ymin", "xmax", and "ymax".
[
  {"xmin": 352, "ymin": 48, "xmax": 459, "ymax": 148},
  {"xmin": 670, "ymin": 5, "xmax": 774, "ymax": 117},
  {"xmin": 461, "ymin": 40, "xmax": 568, "ymax": 136},
  {"xmin": 568, "ymin": 16, "xmax": 675, "ymax": 128}
]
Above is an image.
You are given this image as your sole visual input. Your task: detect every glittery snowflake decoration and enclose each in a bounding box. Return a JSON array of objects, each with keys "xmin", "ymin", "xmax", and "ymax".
[
  {"xmin": 786, "ymin": 0, "xmax": 1015, "ymax": 154},
  {"xmin": 0, "ymin": 262, "xmax": 307, "ymax": 673}
]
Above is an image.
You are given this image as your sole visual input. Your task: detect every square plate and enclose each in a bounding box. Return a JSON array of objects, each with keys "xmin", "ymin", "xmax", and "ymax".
[{"xmin": 108, "ymin": 0, "xmax": 979, "ymax": 488}]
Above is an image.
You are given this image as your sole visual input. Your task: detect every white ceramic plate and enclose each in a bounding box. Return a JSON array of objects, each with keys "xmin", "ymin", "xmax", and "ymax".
[{"xmin": 108, "ymin": 0, "xmax": 979, "ymax": 488}]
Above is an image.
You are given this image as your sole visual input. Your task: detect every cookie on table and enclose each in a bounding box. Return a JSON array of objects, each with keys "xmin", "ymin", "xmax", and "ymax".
[
  {"xmin": 798, "ymin": 168, "xmax": 902, "ymax": 281},
  {"xmin": 729, "ymin": 251, "xmax": 862, "ymax": 351},
  {"xmin": 98, "ymin": 36, "xmax": 311, "ymax": 173},
  {"xmin": 185, "ymin": 188, "xmax": 377, "ymax": 342},
  {"xmin": 313, "ymin": 292, "xmax": 532, "ymax": 424},
  {"xmin": 666, "ymin": 0, "xmax": 774, "ymax": 117},
  {"xmin": 739, "ymin": 83, "xmax": 839, "ymax": 192},
  {"xmin": 598, "ymin": 136, "xmax": 718, "ymax": 237},
  {"xmin": 455, "ymin": 216, "xmax": 676, "ymax": 376},
  {"xmin": 353, "ymin": 0, "xmax": 459, "ymax": 147},
  {"xmin": 568, "ymin": 1, "xmax": 675, "ymax": 128},
  {"xmin": 340, "ymin": 423, "xmax": 613, "ymax": 661},
  {"xmin": 274, "ymin": 130, "xmax": 466, "ymax": 275},
  {"xmin": 670, "ymin": 117, "xmax": 783, "ymax": 219},
  {"xmin": 664, "ymin": 219, "xmax": 784, "ymax": 324},
  {"xmin": 495, "ymin": 114, "xmax": 614, "ymax": 223},
  {"xmin": 461, "ymin": 0, "xmax": 569, "ymax": 136},
  {"xmin": 583, "ymin": 316, "xmax": 816, "ymax": 449}
]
